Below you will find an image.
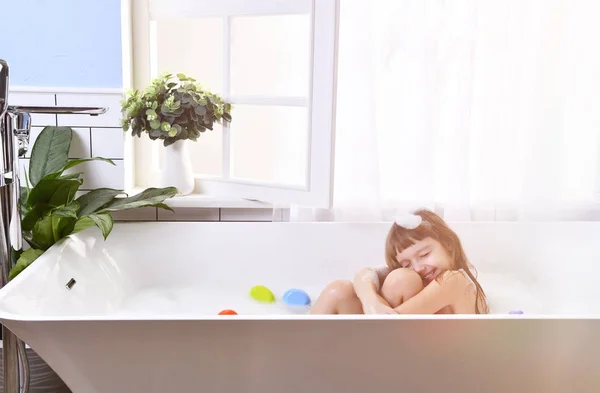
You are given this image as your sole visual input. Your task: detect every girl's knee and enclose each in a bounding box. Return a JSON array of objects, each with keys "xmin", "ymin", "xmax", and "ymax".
[
  {"xmin": 381, "ymin": 269, "xmax": 424, "ymax": 307},
  {"xmin": 322, "ymin": 280, "xmax": 355, "ymax": 300},
  {"xmin": 311, "ymin": 280, "xmax": 362, "ymax": 314}
]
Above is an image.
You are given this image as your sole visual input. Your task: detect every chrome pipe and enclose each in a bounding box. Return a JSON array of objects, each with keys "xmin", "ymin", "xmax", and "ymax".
[
  {"xmin": 8, "ymin": 105, "xmax": 107, "ymax": 116},
  {"xmin": 0, "ymin": 58, "xmax": 21, "ymax": 393}
]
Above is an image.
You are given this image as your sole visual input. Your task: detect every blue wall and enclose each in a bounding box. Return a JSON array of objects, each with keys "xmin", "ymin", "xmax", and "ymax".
[{"xmin": 0, "ymin": 0, "xmax": 123, "ymax": 88}]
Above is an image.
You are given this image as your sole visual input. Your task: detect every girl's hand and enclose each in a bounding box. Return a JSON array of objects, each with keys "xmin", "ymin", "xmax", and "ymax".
[
  {"xmin": 353, "ymin": 267, "xmax": 397, "ymax": 314},
  {"xmin": 360, "ymin": 294, "xmax": 397, "ymax": 315}
]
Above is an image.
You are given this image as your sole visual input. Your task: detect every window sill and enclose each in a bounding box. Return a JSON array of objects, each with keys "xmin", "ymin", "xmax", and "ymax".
[{"xmin": 126, "ymin": 188, "xmax": 274, "ymax": 209}]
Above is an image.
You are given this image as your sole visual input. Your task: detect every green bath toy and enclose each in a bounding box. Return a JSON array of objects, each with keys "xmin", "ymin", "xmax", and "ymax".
[{"xmin": 250, "ymin": 285, "xmax": 276, "ymax": 303}]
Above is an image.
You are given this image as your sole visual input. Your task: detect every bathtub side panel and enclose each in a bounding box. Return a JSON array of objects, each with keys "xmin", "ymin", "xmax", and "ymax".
[{"xmin": 4, "ymin": 318, "xmax": 600, "ymax": 393}]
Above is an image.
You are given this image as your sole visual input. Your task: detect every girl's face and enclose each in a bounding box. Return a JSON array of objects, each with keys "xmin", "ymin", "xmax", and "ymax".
[{"xmin": 395, "ymin": 237, "xmax": 452, "ymax": 285}]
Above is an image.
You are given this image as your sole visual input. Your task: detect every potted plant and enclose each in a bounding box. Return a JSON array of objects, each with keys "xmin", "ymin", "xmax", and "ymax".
[
  {"xmin": 120, "ymin": 73, "xmax": 233, "ymax": 195},
  {"xmin": 1, "ymin": 125, "xmax": 178, "ymax": 393}
]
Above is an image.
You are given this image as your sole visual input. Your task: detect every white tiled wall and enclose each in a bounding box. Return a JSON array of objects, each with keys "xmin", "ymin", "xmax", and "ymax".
[
  {"xmin": 11, "ymin": 90, "xmax": 125, "ymax": 191},
  {"xmin": 9, "ymin": 89, "xmax": 281, "ymax": 222}
]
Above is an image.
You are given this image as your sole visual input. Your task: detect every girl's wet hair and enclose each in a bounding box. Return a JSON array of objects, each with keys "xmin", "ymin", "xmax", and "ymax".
[{"xmin": 385, "ymin": 209, "xmax": 488, "ymax": 314}]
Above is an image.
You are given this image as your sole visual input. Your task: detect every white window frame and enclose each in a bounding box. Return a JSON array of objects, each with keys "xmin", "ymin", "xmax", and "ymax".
[{"xmin": 121, "ymin": 0, "xmax": 340, "ymax": 208}]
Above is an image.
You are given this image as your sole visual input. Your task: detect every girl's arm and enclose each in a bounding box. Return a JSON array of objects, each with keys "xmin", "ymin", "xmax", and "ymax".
[
  {"xmin": 392, "ymin": 270, "xmax": 469, "ymax": 314},
  {"xmin": 353, "ymin": 266, "xmax": 396, "ymax": 314},
  {"xmin": 353, "ymin": 266, "xmax": 390, "ymax": 297}
]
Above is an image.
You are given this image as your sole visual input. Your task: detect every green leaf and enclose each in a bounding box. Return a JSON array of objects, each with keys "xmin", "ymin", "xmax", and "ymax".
[
  {"xmin": 11, "ymin": 247, "xmax": 23, "ymax": 269},
  {"xmin": 9, "ymin": 249, "xmax": 45, "ymax": 281},
  {"xmin": 51, "ymin": 202, "xmax": 80, "ymax": 218},
  {"xmin": 177, "ymin": 73, "xmax": 188, "ymax": 81},
  {"xmin": 71, "ymin": 216, "xmax": 96, "ymax": 234},
  {"xmin": 153, "ymin": 203, "xmax": 175, "ymax": 213},
  {"xmin": 29, "ymin": 126, "xmax": 72, "ymax": 186},
  {"xmin": 27, "ymin": 179, "xmax": 81, "ymax": 208},
  {"xmin": 71, "ymin": 214, "xmax": 114, "ymax": 240},
  {"xmin": 161, "ymin": 122, "xmax": 171, "ymax": 132},
  {"xmin": 90, "ymin": 214, "xmax": 114, "ymax": 240},
  {"xmin": 59, "ymin": 172, "xmax": 84, "ymax": 180},
  {"xmin": 76, "ymin": 188, "xmax": 126, "ymax": 216},
  {"xmin": 42, "ymin": 158, "xmax": 116, "ymax": 181},
  {"xmin": 63, "ymin": 157, "xmax": 115, "ymax": 170},
  {"xmin": 31, "ymin": 215, "xmax": 71, "ymax": 250},
  {"xmin": 21, "ymin": 203, "xmax": 51, "ymax": 231},
  {"xmin": 98, "ymin": 187, "xmax": 178, "ymax": 213}
]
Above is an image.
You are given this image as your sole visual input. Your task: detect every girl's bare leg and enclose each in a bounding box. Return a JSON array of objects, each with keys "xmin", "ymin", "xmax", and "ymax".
[
  {"xmin": 310, "ymin": 280, "xmax": 364, "ymax": 314},
  {"xmin": 380, "ymin": 268, "xmax": 424, "ymax": 308}
]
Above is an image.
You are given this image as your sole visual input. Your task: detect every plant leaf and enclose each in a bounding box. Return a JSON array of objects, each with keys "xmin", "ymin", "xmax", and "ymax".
[
  {"xmin": 31, "ymin": 215, "xmax": 64, "ymax": 250},
  {"xmin": 27, "ymin": 179, "xmax": 81, "ymax": 208},
  {"xmin": 11, "ymin": 247, "xmax": 23, "ymax": 269},
  {"xmin": 90, "ymin": 214, "xmax": 114, "ymax": 240},
  {"xmin": 71, "ymin": 216, "xmax": 95, "ymax": 234},
  {"xmin": 43, "ymin": 158, "xmax": 116, "ymax": 181},
  {"xmin": 51, "ymin": 201, "xmax": 80, "ymax": 218},
  {"xmin": 62, "ymin": 157, "xmax": 116, "ymax": 171},
  {"xmin": 98, "ymin": 187, "xmax": 178, "ymax": 212},
  {"xmin": 76, "ymin": 188, "xmax": 126, "ymax": 216},
  {"xmin": 153, "ymin": 202, "xmax": 175, "ymax": 213},
  {"xmin": 9, "ymin": 249, "xmax": 45, "ymax": 281},
  {"xmin": 71, "ymin": 214, "xmax": 113, "ymax": 240},
  {"xmin": 21, "ymin": 203, "xmax": 51, "ymax": 231},
  {"xmin": 29, "ymin": 126, "xmax": 72, "ymax": 186},
  {"xmin": 59, "ymin": 172, "xmax": 84, "ymax": 180}
]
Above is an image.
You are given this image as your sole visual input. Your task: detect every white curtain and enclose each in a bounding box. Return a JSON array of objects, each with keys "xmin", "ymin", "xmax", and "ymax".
[{"xmin": 292, "ymin": 0, "xmax": 600, "ymax": 222}]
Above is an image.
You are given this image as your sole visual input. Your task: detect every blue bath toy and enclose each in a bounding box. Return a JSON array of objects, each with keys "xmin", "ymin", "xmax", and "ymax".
[
  {"xmin": 509, "ymin": 310, "xmax": 524, "ymax": 314},
  {"xmin": 282, "ymin": 288, "xmax": 311, "ymax": 306}
]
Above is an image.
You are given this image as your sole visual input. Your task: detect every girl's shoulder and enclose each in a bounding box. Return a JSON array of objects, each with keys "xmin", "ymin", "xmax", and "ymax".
[{"xmin": 437, "ymin": 269, "xmax": 474, "ymax": 288}]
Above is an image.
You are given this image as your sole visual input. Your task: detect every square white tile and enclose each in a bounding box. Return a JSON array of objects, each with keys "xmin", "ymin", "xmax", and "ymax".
[
  {"xmin": 8, "ymin": 92, "xmax": 56, "ymax": 126},
  {"xmin": 69, "ymin": 159, "xmax": 125, "ymax": 190},
  {"xmin": 56, "ymin": 93, "xmax": 123, "ymax": 127},
  {"xmin": 26, "ymin": 127, "xmax": 90, "ymax": 159},
  {"xmin": 91, "ymin": 128, "xmax": 125, "ymax": 159}
]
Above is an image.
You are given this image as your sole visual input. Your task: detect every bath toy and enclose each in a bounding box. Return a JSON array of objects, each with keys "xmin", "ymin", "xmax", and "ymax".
[
  {"xmin": 250, "ymin": 285, "xmax": 276, "ymax": 303},
  {"xmin": 218, "ymin": 309, "xmax": 238, "ymax": 315},
  {"xmin": 509, "ymin": 310, "xmax": 524, "ymax": 314},
  {"xmin": 282, "ymin": 288, "xmax": 311, "ymax": 306}
]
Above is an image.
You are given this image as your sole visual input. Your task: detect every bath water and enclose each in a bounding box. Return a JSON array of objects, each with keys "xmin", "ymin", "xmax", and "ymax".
[
  {"xmin": 112, "ymin": 272, "xmax": 541, "ymax": 316},
  {"xmin": 113, "ymin": 284, "xmax": 321, "ymax": 316}
]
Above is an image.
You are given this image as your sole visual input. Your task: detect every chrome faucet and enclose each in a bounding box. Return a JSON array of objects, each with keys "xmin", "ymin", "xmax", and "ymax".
[{"xmin": 0, "ymin": 58, "xmax": 108, "ymax": 393}]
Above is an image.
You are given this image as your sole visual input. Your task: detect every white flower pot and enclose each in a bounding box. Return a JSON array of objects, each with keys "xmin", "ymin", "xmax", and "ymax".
[{"xmin": 158, "ymin": 139, "xmax": 195, "ymax": 196}]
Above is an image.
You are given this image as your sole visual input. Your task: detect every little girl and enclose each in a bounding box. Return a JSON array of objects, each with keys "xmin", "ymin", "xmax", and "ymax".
[{"xmin": 310, "ymin": 209, "xmax": 488, "ymax": 315}]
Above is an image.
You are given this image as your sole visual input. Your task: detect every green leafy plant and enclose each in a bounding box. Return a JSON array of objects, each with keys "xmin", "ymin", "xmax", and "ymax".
[
  {"xmin": 10, "ymin": 126, "xmax": 178, "ymax": 280},
  {"xmin": 120, "ymin": 72, "xmax": 232, "ymax": 147}
]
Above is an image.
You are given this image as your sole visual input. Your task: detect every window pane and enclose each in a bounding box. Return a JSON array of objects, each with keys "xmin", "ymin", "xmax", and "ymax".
[
  {"xmin": 156, "ymin": 18, "xmax": 223, "ymax": 94},
  {"xmin": 230, "ymin": 105, "xmax": 308, "ymax": 187},
  {"xmin": 155, "ymin": 17, "xmax": 224, "ymax": 176},
  {"xmin": 230, "ymin": 15, "xmax": 311, "ymax": 97}
]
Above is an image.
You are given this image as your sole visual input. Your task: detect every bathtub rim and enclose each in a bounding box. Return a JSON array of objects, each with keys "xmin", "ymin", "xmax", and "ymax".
[{"xmin": 1, "ymin": 312, "xmax": 599, "ymax": 323}]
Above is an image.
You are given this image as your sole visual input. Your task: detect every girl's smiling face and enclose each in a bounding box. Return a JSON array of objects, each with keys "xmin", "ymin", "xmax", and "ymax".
[{"xmin": 395, "ymin": 237, "xmax": 453, "ymax": 285}]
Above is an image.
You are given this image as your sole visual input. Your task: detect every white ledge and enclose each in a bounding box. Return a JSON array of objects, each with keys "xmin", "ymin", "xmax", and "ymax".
[{"xmin": 126, "ymin": 188, "xmax": 273, "ymax": 209}]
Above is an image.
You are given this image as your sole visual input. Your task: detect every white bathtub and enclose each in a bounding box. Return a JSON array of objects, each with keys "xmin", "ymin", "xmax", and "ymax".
[{"xmin": 1, "ymin": 221, "xmax": 600, "ymax": 393}]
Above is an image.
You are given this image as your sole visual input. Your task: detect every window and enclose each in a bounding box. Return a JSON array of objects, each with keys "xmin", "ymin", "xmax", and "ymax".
[{"xmin": 121, "ymin": 0, "xmax": 340, "ymax": 207}]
